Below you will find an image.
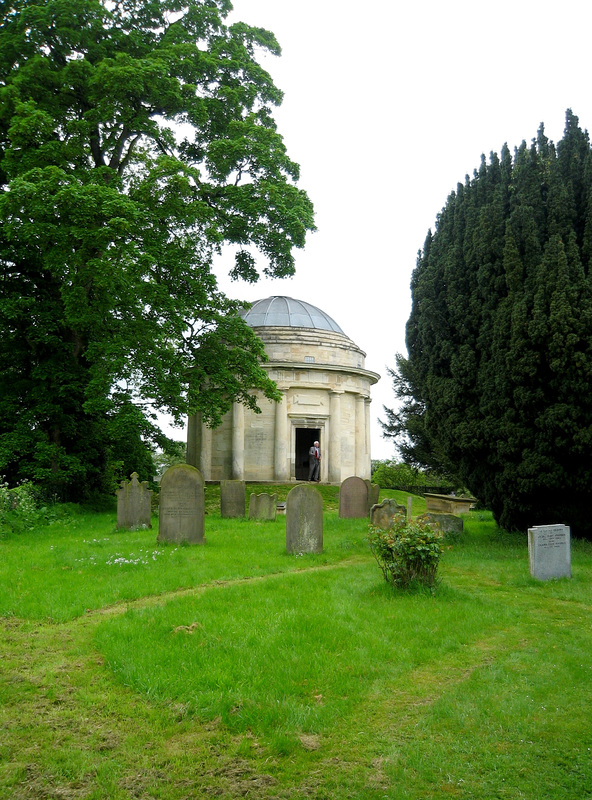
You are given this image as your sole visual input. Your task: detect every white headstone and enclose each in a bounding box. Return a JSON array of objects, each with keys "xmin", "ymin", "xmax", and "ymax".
[{"xmin": 528, "ymin": 524, "xmax": 571, "ymax": 581}]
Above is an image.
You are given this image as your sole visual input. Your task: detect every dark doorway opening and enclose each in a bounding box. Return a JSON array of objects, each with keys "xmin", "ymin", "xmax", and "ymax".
[{"xmin": 295, "ymin": 428, "xmax": 321, "ymax": 481}]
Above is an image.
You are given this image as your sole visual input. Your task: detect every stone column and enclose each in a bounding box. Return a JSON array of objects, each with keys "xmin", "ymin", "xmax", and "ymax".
[
  {"xmin": 365, "ymin": 397, "xmax": 372, "ymax": 479},
  {"xmin": 201, "ymin": 422, "xmax": 212, "ymax": 480},
  {"xmin": 274, "ymin": 390, "xmax": 289, "ymax": 481},
  {"xmin": 186, "ymin": 412, "xmax": 201, "ymax": 469},
  {"xmin": 232, "ymin": 402, "xmax": 245, "ymax": 480},
  {"xmin": 355, "ymin": 394, "xmax": 367, "ymax": 477},
  {"xmin": 329, "ymin": 390, "xmax": 343, "ymax": 483}
]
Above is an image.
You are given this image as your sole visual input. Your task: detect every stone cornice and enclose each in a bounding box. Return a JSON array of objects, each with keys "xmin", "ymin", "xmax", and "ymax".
[{"xmin": 264, "ymin": 360, "xmax": 380, "ymax": 385}]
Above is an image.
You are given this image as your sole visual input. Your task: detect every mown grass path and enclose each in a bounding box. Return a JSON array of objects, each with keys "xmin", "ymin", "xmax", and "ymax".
[{"xmin": 2, "ymin": 506, "xmax": 592, "ymax": 799}]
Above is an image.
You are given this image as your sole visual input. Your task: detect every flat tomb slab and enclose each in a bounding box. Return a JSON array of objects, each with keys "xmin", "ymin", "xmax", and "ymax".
[{"xmin": 424, "ymin": 493, "xmax": 477, "ymax": 514}]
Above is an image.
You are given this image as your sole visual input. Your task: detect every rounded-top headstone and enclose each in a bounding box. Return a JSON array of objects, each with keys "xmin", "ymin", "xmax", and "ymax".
[
  {"xmin": 158, "ymin": 464, "xmax": 205, "ymax": 544},
  {"xmin": 286, "ymin": 485, "xmax": 323, "ymax": 554},
  {"xmin": 339, "ymin": 476, "xmax": 369, "ymax": 518}
]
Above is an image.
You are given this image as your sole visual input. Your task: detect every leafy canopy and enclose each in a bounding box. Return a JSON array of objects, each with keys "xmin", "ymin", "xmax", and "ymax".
[
  {"xmin": 383, "ymin": 111, "xmax": 592, "ymax": 537},
  {"xmin": 0, "ymin": 0, "xmax": 315, "ymax": 496}
]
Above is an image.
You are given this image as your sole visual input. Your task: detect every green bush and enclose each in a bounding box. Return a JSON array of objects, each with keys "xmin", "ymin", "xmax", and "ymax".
[
  {"xmin": 0, "ymin": 479, "xmax": 44, "ymax": 534},
  {"xmin": 367, "ymin": 517, "xmax": 443, "ymax": 590},
  {"xmin": 372, "ymin": 461, "xmax": 420, "ymax": 488},
  {"xmin": 371, "ymin": 460, "xmax": 458, "ymax": 492}
]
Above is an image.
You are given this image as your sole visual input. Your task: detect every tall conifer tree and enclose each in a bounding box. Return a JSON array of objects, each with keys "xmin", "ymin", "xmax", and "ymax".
[{"xmin": 384, "ymin": 111, "xmax": 592, "ymax": 537}]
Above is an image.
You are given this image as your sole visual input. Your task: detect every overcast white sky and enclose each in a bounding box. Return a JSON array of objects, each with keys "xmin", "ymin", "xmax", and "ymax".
[{"xmin": 166, "ymin": 0, "xmax": 592, "ymax": 460}]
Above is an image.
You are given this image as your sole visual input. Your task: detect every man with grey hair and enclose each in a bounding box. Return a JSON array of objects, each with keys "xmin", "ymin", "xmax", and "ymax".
[{"xmin": 308, "ymin": 440, "xmax": 321, "ymax": 482}]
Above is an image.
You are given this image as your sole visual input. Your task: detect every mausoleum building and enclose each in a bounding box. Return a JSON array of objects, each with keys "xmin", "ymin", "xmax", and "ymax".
[{"xmin": 187, "ymin": 296, "xmax": 380, "ymax": 482}]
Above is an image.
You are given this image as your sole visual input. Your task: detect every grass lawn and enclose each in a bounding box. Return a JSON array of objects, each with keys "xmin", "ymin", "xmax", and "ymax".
[{"xmin": 1, "ymin": 486, "xmax": 591, "ymax": 799}]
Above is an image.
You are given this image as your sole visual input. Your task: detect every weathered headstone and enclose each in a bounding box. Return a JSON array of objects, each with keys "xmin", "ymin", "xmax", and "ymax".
[
  {"xmin": 365, "ymin": 481, "xmax": 380, "ymax": 511},
  {"xmin": 339, "ymin": 476, "xmax": 368, "ymax": 518},
  {"xmin": 220, "ymin": 480, "xmax": 246, "ymax": 518},
  {"xmin": 417, "ymin": 512, "xmax": 463, "ymax": 537},
  {"xmin": 528, "ymin": 524, "xmax": 571, "ymax": 580},
  {"xmin": 370, "ymin": 497, "xmax": 406, "ymax": 529},
  {"xmin": 249, "ymin": 492, "xmax": 278, "ymax": 521},
  {"xmin": 286, "ymin": 485, "xmax": 323, "ymax": 554},
  {"xmin": 157, "ymin": 464, "xmax": 205, "ymax": 545},
  {"xmin": 116, "ymin": 472, "xmax": 152, "ymax": 529}
]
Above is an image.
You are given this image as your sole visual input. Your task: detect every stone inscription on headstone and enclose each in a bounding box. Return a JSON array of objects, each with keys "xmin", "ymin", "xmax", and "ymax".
[
  {"xmin": 249, "ymin": 492, "xmax": 278, "ymax": 521},
  {"xmin": 286, "ymin": 485, "xmax": 323, "ymax": 554},
  {"xmin": 116, "ymin": 472, "xmax": 152, "ymax": 529},
  {"xmin": 528, "ymin": 524, "xmax": 571, "ymax": 580},
  {"xmin": 158, "ymin": 464, "xmax": 205, "ymax": 545},
  {"xmin": 339, "ymin": 476, "xmax": 368, "ymax": 518},
  {"xmin": 370, "ymin": 498, "xmax": 406, "ymax": 530},
  {"xmin": 220, "ymin": 480, "xmax": 246, "ymax": 518}
]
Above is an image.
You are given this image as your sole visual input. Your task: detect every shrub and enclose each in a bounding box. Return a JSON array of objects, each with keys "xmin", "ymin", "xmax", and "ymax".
[
  {"xmin": 0, "ymin": 478, "xmax": 52, "ymax": 535},
  {"xmin": 1, "ymin": 479, "xmax": 37, "ymax": 532},
  {"xmin": 372, "ymin": 461, "xmax": 420, "ymax": 488},
  {"xmin": 371, "ymin": 460, "xmax": 458, "ymax": 492},
  {"xmin": 367, "ymin": 517, "xmax": 443, "ymax": 590}
]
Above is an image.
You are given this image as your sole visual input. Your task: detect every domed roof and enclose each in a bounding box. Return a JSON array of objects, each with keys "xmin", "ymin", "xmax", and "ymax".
[{"xmin": 240, "ymin": 296, "xmax": 344, "ymax": 334}]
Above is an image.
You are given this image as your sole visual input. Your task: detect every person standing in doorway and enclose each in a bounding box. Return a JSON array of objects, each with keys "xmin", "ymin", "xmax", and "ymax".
[{"xmin": 308, "ymin": 440, "xmax": 321, "ymax": 482}]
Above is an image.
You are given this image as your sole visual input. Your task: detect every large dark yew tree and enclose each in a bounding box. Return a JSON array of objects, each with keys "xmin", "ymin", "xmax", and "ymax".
[
  {"xmin": 0, "ymin": 0, "xmax": 315, "ymax": 496},
  {"xmin": 384, "ymin": 111, "xmax": 592, "ymax": 536}
]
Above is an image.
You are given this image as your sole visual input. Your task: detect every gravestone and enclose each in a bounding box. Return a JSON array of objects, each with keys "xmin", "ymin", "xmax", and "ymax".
[
  {"xmin": 365, "ymin": 481, "xmax": 380, "ymax": 511},
  {"xmin": 249, "ymin": 492, "xmax": 278, "ymax": 521},
  {"xmin": 339, "ymin": 476, "xmax": 368, "ymax": 518},
  {"xmin": 370, "ymin": 498, "xmax": 406, "ymax": 529},
  {"xmin": 157, "ymin": 464, "xmax": 205, "ymax": 545},
  {"xmin": 528, "ymin": 524, "xmax": 571, "ymax": 580},
  {"xmin": 417, "ymin": 512, "xmax": 463, "ymax": 537},
  {"xmin": 116, "ymin": 472, "xmax": 152, "ymax": 529},
  {"xmin": 220, "ymin": 480, "xmax": 246, "ymax": 518},
  {"xmin": 286, "ymin": 485, "xmax": 323, "ymax": 554}
]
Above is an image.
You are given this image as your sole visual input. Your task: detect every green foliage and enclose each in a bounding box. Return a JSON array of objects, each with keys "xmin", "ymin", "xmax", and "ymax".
[
  {"xmin": 0, "ymin": 478, "xmax": 49, "ymax": 535},
  {"xmin": 0, "ymin": 0, "xmax": 315, "ymax": 499},
  {"xmin": 152, "ymin": 440, "xmax": 187, "ymax": 480},
  {"xmin": 372, "ymin": 460, "xmax": 420, "ymax": 488},
  {"xmin": 371, "ymin": 459, "xmax": 456, "ymax": 490},
  {"xmin": 367, "ymin": 517, "xmax": 443, "ymax": 589},
  {"xmin": 384, "ymin": 110, "xmax": 592, "ymax": 537}
]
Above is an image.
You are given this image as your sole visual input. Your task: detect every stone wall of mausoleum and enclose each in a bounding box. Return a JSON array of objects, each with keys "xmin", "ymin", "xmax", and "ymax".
[{"xmin": 187, "ymin": 297, "xmax": 379, "ymax": 483}]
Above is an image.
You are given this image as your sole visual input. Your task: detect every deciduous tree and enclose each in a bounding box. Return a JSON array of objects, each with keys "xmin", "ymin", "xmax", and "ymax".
[{"xmin": 0, "ymin": 0, "xmax": 315, "ymax": 496}]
